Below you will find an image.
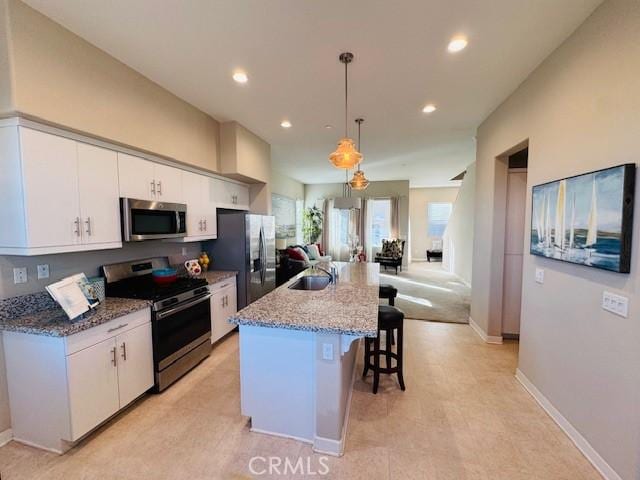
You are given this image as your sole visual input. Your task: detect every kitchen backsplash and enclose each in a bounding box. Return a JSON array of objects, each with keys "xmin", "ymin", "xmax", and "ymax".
[{"xmin": 0, "ymin": 241, "xmax": 203, "ymax": 299}]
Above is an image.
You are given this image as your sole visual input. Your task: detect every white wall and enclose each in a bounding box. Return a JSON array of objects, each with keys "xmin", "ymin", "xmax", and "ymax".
[
  {"xmin": 471, "ymin": 1, "xmax": 640, "ymax": 478},
  {"xmin": 271, "ymin": 171, "xmax": 305, "ymax": 200},
  {"xmin": 442, "ymin": 164, "xmax": 475, "ymax": 285},
  {"xmin": 409, "ymin": 187, "xmax": 459, "ymax": 261}
]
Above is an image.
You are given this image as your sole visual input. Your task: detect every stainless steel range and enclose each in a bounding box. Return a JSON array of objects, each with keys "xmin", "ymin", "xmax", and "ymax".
[{"xmin": 102, "ymin": 257, "xmax": 211, "ymax": 392}]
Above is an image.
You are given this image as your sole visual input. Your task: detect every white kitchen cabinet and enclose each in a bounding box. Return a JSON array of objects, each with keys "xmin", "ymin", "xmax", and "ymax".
[
  {"xmin": 177, "ymin": 171, "xmax": 217, "ymax": 242},
  {"xmin": 0, "ymin": 126, "xmax": 122, "ymax": 255},
  {"xmin": 117, "ymin": 152, "xmax": 154, "ymax": 201},
  {"xmin": 77, "ymin": 143, "xmax": 121, "ymax": 245},
  {"xmin": 3, "ymin": 308, "xmax": 153, "ymax": 453},
  {"xmin": 67, "ymin": 336, "xmax": 120, "ymax": 441},
  {"xmin": 210, "ymin": 277, "xmax": 238, "ymax": 343},
  {"xmin": 211, "ymin": 178, "xmax": 249, "ymax": 210},
  {"xmin": 116, "ymin": 322, "xmax": 154, "ymax": 408},
  {"xmin": 19, "ymin": 127, "xmax": 81, "ymax": 249},
  {"xmin": 117, "ymin": 152, "xmax": 183, "ymax": 203}
]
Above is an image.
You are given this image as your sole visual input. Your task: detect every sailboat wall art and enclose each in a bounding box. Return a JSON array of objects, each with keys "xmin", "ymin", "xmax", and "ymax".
[{"xmin": 530, "ymin": 164, "xmax": 636, "ymax": 273}]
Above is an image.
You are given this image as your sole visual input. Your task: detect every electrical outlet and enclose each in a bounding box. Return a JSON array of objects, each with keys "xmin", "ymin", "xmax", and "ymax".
[
  {"xmin": 13, "ymin": 267, "xmax": 27, "ymax": 284},
  {"xmin": 37, "ymin": 264, "xmax": 50, "ymax": 279},
  {"xmin": 602, "ymin": 291, "xmax": 629, "ymax": 318},
  {"xmin": 535, "ymin": 268, "xmax": 544, "ymax": 284},
  {"xmin": 322, "ymin": 343, "xmax": 334, "ymax": 361}
]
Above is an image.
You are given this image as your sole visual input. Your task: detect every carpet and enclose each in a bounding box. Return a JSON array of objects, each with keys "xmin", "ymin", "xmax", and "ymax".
[{"xmin": 378, "ymin": 263, "xmax": 470, "ymax": 323}]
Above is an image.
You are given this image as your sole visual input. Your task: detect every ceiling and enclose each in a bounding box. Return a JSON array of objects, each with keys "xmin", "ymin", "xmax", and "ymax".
[{"xmin": 24, "ymin": 0, "xmax": 602, "ymax": 187}]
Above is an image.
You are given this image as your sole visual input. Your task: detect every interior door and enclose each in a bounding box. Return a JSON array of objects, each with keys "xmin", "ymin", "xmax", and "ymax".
[
  {"xmin": 502, "ymin": 170, "xmax": 528, "ymax": 335},
  {"xmin": 116, "ymin": 323, "xmax": 154, "ymax": 407},
  {"xmin": 78, "ymin": 143, "xmax": 121, "ymax": 245},
  {"xmin": 66, "ymin": 337, "xmax": 119, "ymax": 440},
  {"xmin": 118, "ymin": 153, "xmax": 154, "ymax": 201},
  {"xmin": 153, "ymin": 163, "xmax": 183, "ymax": 203},
  {"xmin": 20, "ymin": 128, "xmax": 81, "ymax": 247}
]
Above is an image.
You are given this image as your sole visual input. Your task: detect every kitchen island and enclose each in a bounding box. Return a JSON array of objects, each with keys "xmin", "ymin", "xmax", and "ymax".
[{"xmin": 229, "ymin": 262, "xmax": 379, "ymax": 456}]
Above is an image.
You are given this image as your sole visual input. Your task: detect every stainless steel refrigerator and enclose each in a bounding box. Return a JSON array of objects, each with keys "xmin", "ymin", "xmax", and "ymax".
[{"xmin": 206, "ymin": 211, "xmax": 276, "ymax": 310}]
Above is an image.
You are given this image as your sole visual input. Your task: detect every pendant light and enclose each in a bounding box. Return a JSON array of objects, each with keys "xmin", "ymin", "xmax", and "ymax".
[
  {"xmin": 329, "ymin": 52, "xmax": 362, "ymax": 170},
  {"xmin": 349, "ymin": 118, "xmax": 370, "ymax": 190}
]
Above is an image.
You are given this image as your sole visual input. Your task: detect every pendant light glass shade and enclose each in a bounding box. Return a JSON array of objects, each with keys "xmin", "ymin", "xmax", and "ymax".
[
  {"xmin": 349, "ymin": 169, "xmax": 370, "ymax": 190},
  {"xmin": 330, "ymin": 138, "xmax": 362, "ymax": 169},
  {"xmin": 329, "ymin": 52, "xmax": 362, "ymax": 170},
  {"xmin": 349, "ymin": 117, "xmax": 369, "ymax": 189}
]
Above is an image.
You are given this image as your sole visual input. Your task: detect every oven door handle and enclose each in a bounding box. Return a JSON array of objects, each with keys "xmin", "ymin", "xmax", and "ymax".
[{"xmin": 156, "ymin": 293, "xmax": 212, "ymax": 320}]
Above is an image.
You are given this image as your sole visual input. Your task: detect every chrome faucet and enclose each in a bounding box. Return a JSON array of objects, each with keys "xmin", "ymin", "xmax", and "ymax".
[{"xmin": 314, "ymin": 263, "xmax": 338, "ymax": 284}]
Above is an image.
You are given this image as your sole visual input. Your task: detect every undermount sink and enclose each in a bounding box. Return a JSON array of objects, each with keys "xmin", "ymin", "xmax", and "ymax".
[{"xmin": 288, "ymin": 275, "xmax": 331, "ymax": 291}]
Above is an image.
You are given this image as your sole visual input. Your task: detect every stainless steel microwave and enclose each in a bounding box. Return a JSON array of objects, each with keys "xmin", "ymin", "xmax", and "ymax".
[{"xmin": 121, "ymin": 198, "xmax": 187, "ymax": 241}]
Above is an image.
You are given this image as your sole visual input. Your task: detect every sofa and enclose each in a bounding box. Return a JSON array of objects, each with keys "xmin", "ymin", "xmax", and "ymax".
[{"xmin": 276, "ymin": 244, "xmax": 332, "ymax": 286}]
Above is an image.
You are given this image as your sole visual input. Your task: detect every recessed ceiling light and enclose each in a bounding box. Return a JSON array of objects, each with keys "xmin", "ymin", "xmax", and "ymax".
[
  {"xmin": 232, "ymin": 71, "xmax": 248, "ymax": 84},
  {"xmin": 447, "ymin": 36, "xmax": 468, "ymax": 53},
  {"xmin": 280, "ymin": 120, "xmax": 292, "ymax": 128},
  {"xmin": 422, "ymin": 104, "xmax": 437, "ymax": 113},
  {"xmin": 324, "ymin": 124, "xmax": 333, "ymax": 129}
]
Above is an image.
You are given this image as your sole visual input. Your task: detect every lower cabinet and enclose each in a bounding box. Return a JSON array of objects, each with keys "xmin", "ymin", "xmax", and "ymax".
[
  {"xmin": 209, "ymin": 277, "xmax": 238, "ymax": 343},
  {"xmin": 3, "ymin": 309, "xmax": 153, "ymax": 453}
]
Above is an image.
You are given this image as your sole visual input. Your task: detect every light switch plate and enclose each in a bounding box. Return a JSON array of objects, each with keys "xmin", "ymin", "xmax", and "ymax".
[
  {"xmin": 535, "ymin": 268, "xmax": 544, "ymax": 284},
  {"xmin": 602, "ymin": 291, "xmax": 629, "ymax": 318},
  {"xmin": 13, "ymin": 267, "xmax": 27, "ymax": 284},
  {"xmin": 37, "ymin": 264, "xmax": 50, "ymax": 279},
  {"xmin": 322, "ymin": 343, "xmax": 334, "ymax": 361}
]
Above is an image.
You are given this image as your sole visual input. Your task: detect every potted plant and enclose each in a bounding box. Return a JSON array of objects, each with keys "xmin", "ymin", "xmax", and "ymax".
[{"xmin": 302, "ymin": 206, "xmax": 323, "ymax": 244}]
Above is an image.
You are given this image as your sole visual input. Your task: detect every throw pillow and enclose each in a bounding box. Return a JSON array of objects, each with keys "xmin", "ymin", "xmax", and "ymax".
[
  {"xmin": 286, "ymin": 247, "xmax": 306, "ymax": 262},
  {"xmin": 306, "ymin": 244, "xmax": 320, "ymax": 260},
  {"xmin": 294, "ymin": 246, "xmax": 310, "ymax": 263},
  {"xmin": 381, "ymin": 239, "xmax": 402, "ymax": 259}
]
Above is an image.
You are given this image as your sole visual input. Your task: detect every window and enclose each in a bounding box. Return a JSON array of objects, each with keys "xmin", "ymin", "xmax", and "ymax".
[
  {"xmin": 371, "ymin": 199, "xmax": 391, "ymax": 246},
  {"xmin": 427, "ymin": 202, "xmax": 452, "ymax": 237}
]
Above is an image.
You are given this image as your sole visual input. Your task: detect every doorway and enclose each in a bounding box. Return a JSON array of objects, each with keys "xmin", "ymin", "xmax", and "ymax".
[{"xmin": 502, "ymin": 148, "xmax": 528, "ymax": 338}]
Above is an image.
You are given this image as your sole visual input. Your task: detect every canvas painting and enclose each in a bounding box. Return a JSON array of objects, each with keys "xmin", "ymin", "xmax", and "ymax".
[{"xmin": 530, "ymin": 164, "xmax": 635, "ymax": 273}]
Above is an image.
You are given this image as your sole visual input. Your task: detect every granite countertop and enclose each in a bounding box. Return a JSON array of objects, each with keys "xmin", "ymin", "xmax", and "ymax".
[
  {"xmin": 0, "ymin": 295, "xmax": 151, "ymax": 337},
  {"xmin": 198, "ymin": 270, "xmax": 238, "ymax": 285},
  {"xmin": 230, "ymin": 262, "xmax": 380, "ymax": 337}
]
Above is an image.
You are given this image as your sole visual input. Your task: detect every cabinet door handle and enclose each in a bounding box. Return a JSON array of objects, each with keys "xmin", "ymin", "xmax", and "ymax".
[
  {"xmin": 199, "ymin": 219, "xmax": 203, "ymax": 232},
  {"xmin": 85, "ymin": 217, "xmax": 92, "ymax": 236},
  {"xmin": 157, "ymin": 181, "xmax": 162, "ymax": 196},
  {"xmin": 111, "ymin": 347, "xmax": 117, "ymax": 367},
  {"xmin": 203, "ymin": 219, "xmax": 207, "ymax": 231},
  {"xmin": 151, "ymin": 180, "xmax": 156, "ymax": 196},
  {"xmin": 74, "ymin": 217, "xmax": 81, "ymax": 237},
  {"xmin": 121, "ymin": 342, "xmax": 127, "ymax": 361},
  {"xmin": 107, "ymin": 323, "xmax": 128, "ymax": 333}
]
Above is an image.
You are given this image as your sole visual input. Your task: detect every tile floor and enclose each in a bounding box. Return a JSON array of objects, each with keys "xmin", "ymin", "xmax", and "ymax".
[{"xmin": 0, "ymin": 321, "xmax": 601, "ymax": 479}]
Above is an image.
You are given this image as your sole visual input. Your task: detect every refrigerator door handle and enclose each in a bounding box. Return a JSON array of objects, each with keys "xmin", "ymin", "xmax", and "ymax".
[{"xmin": 258, "ymin": 226, "xmax": 265, "ymax": 286}]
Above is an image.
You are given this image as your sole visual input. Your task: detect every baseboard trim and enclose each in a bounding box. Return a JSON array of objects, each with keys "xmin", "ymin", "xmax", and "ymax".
[
  {"xmin": 515, "ymin": 369, "xmax": 621, "ymax": 480},
  {"xmin": 313, "ymin": 435, "xmax": 343, "ymax": 457},
  {"xmin": 0, "ymin": 428, "xmax": 12, "ymax": 447},
  {"xmin": 468, "ymin": 316, "xmax": 503, "ymax": 344}
]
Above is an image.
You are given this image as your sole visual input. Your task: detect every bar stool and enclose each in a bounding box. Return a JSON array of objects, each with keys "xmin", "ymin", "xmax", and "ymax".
[
  {"xmin": 378, "ymin": 284, "xmax": 398, "ymax": 306},
  {"xmin": 378, "ymin": 284, "xmax": 398, "ymax": 344},
  {"xmin": 363, "ymin": 305, "xmax": 406, "ymax": 394}
]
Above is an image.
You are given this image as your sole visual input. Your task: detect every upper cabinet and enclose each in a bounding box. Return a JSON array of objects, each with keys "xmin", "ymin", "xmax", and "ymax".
[
  {"xmin": 212, "ymin": 178, "xmax": 250, "ymax": 210},
  {"xmin": 178, "ymin": 171, "xmax": 217, "ymax": 241},
  {"xmin": 219, "ymin": 122, "xmax": 271, "ymax": 184},
  {"xmin": 0, "ymin": 127, "xmax": 122, "ymax": 255},
  {"xmin": 118, "ymin": 153, "xmax": 183, "ymax": 203}
]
